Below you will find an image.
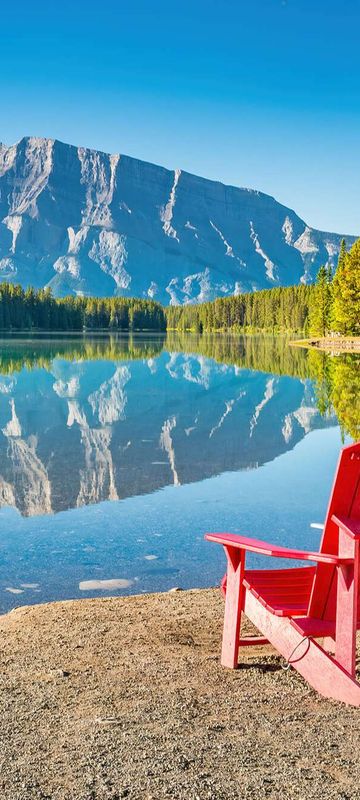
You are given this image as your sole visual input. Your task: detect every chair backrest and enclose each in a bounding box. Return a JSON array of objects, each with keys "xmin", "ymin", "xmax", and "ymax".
[{"xmin": 308, "ymin": 441, "xmax": 360, "ymax": 619}]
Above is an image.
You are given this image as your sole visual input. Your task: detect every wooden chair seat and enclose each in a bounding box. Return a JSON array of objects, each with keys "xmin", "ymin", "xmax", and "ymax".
[{"xmin": 243, "ymin": 566, "xmax": 316, "ymax": 617}]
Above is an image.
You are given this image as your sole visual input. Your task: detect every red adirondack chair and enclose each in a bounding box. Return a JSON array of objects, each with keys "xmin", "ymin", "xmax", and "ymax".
[{"xmin": 205, "ymin": 441, "xmax": 360, "ymax": 705}]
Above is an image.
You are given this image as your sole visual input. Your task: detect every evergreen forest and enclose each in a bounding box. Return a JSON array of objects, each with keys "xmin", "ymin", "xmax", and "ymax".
[{"xmin": 0, "ymin": 237, "xmax": 358, "ymax": 336}]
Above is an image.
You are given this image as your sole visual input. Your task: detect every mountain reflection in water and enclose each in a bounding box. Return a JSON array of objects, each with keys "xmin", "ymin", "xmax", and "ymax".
[{"xmin": 0, "ymin": 333, "xmax": 357, "ymax": 519}]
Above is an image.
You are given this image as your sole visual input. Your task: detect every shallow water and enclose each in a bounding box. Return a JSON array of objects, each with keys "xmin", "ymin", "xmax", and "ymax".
[{"xmin": 0, "ymin": 333, "xmax": 358, "ymax": 612}]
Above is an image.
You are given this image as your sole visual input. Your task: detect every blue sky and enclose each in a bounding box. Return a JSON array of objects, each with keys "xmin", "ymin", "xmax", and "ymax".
[{"xmin": 1, "ymin": 0, "xmax": 359, "ymax": 234}]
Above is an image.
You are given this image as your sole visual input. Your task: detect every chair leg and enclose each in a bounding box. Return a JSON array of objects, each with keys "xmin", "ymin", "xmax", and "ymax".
[
  {"xmin": 221, "ymin": 545, "xmax": 245, "ymax": 669},
  {"xmin": 335, "ymin": 535, "xmax": 359, "ymax": 677}
]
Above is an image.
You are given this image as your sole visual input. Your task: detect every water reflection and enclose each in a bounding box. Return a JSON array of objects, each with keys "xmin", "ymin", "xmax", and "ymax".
[
  {"xmin": 168, "ymin": 333, "xmax": 360, "ymax": 440},
  {"xmin": 0, "ymin": 333, "xmax": 355, "ymax": 518}
]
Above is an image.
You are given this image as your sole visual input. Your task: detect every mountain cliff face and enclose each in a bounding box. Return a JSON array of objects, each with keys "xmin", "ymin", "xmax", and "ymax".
[{"xmin": 0, "ymin": 137, "xmax": 356, "ymax": 304}]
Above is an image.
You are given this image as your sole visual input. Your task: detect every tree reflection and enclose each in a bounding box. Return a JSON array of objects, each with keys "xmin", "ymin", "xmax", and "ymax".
[{"xmin": 0, "ymin": 332, "xmax": 358, "ymax": 440}]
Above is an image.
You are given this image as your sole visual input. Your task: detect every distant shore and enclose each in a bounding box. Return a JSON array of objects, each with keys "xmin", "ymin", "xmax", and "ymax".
[
  {"xmin": 291, "ymin": 336, "xmax": 360, "ymax": 353},
  {"xmin": 1, "ymin": 588, "xmax": 360, "ymax": 799}
]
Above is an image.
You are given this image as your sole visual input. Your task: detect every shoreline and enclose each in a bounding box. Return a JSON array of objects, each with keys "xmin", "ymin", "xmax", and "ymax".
[
  {"xmin": 1, "ymin": 587, "xmax": 360, "ymax": 799},
  {"xmin": 290, "ymin": 336, "xmax": 360, "ymax": 353}
]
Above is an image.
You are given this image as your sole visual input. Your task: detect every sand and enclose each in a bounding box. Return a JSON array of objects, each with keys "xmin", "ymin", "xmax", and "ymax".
[{"xmin": 1, "ymin": 588, "xmax": 360, "ymax": 800}]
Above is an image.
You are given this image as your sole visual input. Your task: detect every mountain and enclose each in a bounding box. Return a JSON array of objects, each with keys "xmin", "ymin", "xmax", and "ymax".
[{"xmin": 0, "ymin": 136, "xmax": 356, "ymax": 304}]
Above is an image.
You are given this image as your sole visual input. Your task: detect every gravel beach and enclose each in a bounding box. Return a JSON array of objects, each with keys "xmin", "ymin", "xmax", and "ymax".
[{"xmin": 1, "ymin": 588, "xmax": 360, "ymax": 800}]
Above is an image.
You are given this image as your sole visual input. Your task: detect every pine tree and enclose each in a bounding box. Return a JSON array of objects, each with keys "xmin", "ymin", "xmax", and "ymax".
[
  {"xmin": 331, "ymin": 239, "xmax": 348, "ymax": 333},
  {"xmin": 331, "ymin": 239, "xmax": 360, "ymax": 335},
  {"xmin": 308, "ymin": 265, "xmax": 332, "ymax": 336}
]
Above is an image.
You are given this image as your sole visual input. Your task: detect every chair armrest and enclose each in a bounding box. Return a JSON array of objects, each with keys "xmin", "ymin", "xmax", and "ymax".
[
  {"xmin": 204, "ymin": 532, "xmax": 353, "ymax": 565},
  {"xmin": 331, "ymin": 514, "xmax": 360, "ymax": 540}
]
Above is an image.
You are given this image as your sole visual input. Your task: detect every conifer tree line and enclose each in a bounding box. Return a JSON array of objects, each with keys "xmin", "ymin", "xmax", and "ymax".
[
  {"xmin": 166, "ymin": 284, "xmax": 312, "ymax": 333},
  {"xmin": 0, "ymin": 288, "xmax": 167, "ymax": 331},
  {"xmin": 0, "ymin": 238, "xmax": 358, "ymax": 334},
  {"xmin": 167, "ymin": 237, "xmax": 359, "ymax": 335},
  {"xmin": 308, "ymin": 238, "xmax": 360, "ymax": 336}
]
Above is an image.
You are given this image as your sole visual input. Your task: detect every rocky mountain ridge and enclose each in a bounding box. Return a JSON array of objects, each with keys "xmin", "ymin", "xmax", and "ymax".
[{"xmin": 0, "ymin": 136, "xmax": 356, "ymax": 303}]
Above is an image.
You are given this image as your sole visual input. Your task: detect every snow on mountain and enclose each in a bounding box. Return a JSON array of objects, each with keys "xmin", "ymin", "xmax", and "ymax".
[{"xmin": 0, "ymin": 136, "xmax": 356, "ymax": 304}]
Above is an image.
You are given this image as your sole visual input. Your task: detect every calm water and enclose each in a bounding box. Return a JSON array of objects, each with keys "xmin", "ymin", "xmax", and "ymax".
[{"xmin": 0, "ymin": 333, "xmax": 358, "ymax": 612}]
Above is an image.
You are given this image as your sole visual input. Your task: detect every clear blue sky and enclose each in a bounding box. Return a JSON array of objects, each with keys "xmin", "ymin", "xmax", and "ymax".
[{"xmin": 1, "ymin": 0, "xmax": 359, "ymax": 234}]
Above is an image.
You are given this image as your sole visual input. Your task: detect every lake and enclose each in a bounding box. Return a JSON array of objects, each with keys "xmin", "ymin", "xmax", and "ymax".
[{"xmin": 0, "ymin": 333, "xmax": 358, "ymax": 612}]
